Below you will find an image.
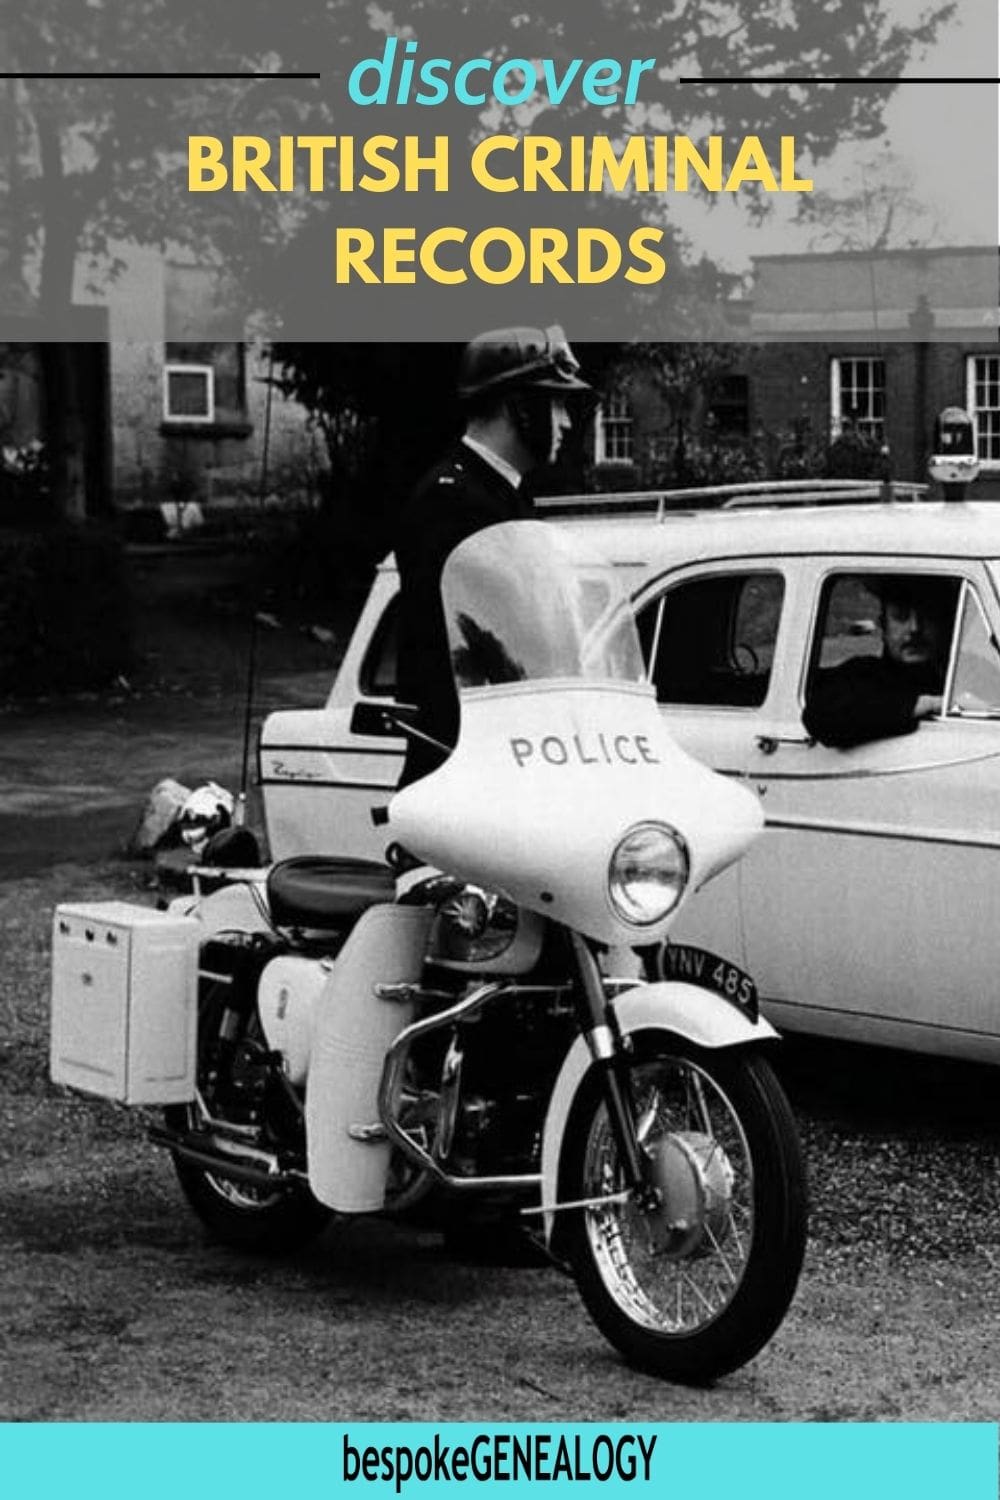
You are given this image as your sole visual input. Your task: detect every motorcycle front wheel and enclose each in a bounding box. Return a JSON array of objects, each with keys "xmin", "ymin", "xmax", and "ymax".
[{"xmin": 560, "ymin": 1034, "xmax": 807, "ymax": 1385}]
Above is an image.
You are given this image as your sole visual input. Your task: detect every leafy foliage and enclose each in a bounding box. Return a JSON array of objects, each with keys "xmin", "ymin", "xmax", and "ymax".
[
  {"xmin": 824, "ymin": 426, "xmax": 890, "ymax": 479},
  {"xmin": 0, "ymin": 0, "xmax": 954, "ymax": 515},
  {"xmin": 0, "ymin": 438, "xmax": 49, "ymax": 520},
  {"xmin": 0, "ymin": 0, "xmax": 954, "ymax": 312}
]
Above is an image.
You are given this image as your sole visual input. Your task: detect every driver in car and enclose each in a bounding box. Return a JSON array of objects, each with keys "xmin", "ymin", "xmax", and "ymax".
[{"xmin": 803, "ymin": 576, "xmax": 956, "ymax": 749}]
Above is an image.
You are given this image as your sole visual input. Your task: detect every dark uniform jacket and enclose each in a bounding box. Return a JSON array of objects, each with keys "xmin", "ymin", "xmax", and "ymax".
[
  {"xmin": 803, "ymin": 654, "xmax": 937, "ymax": 750},
  {"xmin": 395, "ymin": 441, "xmax": 532, "ymax": 787}
]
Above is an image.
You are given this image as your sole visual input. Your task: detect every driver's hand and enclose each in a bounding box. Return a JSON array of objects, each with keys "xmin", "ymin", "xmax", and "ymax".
[{"xmin": 914, "ymin": 694, "xmax": 943, "ymax": 720}]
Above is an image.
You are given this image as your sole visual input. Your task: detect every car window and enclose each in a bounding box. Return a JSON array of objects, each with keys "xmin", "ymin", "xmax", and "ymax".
[
  {"xmin": 638, "ymin": 571, "xmax": 785, "ymax": 708},
  {"xmin": 358, "ymin": 595, "xmax": 399, "ymax": 698},
  {"xmin": 806, "ymin": 571, "xmax": 962, "ymax": 696},
  {"xmin": 946, "ymin": 584, "xmax": 1000, "ymax": 718}
]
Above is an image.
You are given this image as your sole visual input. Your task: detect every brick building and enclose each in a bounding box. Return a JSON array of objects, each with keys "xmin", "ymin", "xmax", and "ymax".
[{"xmin": 589, "ymin": 246, "xmax": 1000, "ymax": 499}]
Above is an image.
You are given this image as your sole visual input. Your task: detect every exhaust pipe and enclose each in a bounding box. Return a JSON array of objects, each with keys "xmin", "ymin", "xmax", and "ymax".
[{"xmin": 148, "ymin": 1124, "xmax": 305, "ymax": 1189}]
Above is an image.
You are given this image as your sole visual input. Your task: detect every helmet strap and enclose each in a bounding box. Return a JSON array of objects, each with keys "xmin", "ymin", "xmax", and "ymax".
[{"xmin": 507, "ymin": 391, "xmax": 553, "ymax": 470}]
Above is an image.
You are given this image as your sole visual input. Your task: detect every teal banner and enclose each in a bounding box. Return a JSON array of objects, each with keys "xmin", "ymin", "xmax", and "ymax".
[{"xmin": 2, "ymin": 1423, "xmax": 997, "ymax": 1500}]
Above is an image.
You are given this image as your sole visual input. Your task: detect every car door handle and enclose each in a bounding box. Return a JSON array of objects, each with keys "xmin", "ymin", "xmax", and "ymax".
[
  {"xmin": 349, "ymin": 701, "xmax": 415, "ymax": 738},
  {"xmin": 756, "ymin": 733, "xmax": 814, "ymax": 755}
]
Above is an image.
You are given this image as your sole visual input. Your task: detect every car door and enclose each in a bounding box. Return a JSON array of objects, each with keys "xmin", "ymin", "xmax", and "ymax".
[
  {"xmin": 259, "ymin": 574, "xmax": 405, "ymax": 862},
  {"xmin": 738, "ymin": 557, "xmax": 1000, "ymax": 1061},
  {"xmin": 633, "ymin": 558, "xmax": 796, "ymax": 964}
]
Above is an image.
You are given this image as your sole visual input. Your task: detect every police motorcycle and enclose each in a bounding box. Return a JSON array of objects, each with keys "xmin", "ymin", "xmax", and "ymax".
[{"xmin": 50, "ymin": 520, "xmax": 806, "ymax": 1385}]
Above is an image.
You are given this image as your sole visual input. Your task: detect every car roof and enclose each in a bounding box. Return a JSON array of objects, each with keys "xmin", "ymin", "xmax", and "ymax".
[
  {"xmin": 558, "ymin": 501, "xmax": 1000, "ymax": 570},
  {"xmin": 375, "ymin": 498, "xmax": 1000, "ymax": 575}
]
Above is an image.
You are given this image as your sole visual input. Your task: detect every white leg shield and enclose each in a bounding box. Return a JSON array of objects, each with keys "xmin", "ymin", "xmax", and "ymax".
[{"xmin": 306, "ymin": 903, "xmax": 432, "ymax": 1212}]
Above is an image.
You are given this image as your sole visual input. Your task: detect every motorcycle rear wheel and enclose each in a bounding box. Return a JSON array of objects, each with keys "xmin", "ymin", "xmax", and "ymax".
[
  {"xmin": 560, "ymin": 1034, "xmax": 807, "ymax": 1385},
  {"xmin": 164, "ymin": 976, "xmax": 332, "ymax": 1254},
  {"xmin": 167, "ymin": 1133, "xmax": 331, "ymax": 1254}
]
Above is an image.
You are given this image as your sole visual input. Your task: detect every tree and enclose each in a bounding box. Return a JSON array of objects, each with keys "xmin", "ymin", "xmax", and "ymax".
[
  {"xmin": 271, "ymin": 0, "xmax": 956, "ymax": 443},
  {"xmin": 799, "ymin": 148, "xmax": 942, "ymax": 252},
  {"xmin": 0, "ymin": 0, "xmax": 955, "ymax": 513},
  {"xmin": 269, "ymin": 343, "xmax": 463, "ymax": 560},
  {"xmin": 0, "ymin": 0, "xmax": 344, "ymax": 516}
]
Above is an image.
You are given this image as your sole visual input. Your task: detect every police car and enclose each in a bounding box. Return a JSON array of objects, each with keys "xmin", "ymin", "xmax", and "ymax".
[{"xmin": 259, "ymin": 471, "xmax": 1000, "ymax": 1065}]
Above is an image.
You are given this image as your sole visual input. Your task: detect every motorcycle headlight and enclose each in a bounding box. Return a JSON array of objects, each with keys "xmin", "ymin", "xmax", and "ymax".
[{"xmin": 608, "ymin": 822, "xmax": 689, "ymax": 927}]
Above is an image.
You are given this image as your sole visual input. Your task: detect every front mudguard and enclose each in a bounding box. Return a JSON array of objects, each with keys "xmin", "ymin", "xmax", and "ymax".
[{"xmin": 539, "ymin": 980, "xmax": 778, "ymax": 1245}]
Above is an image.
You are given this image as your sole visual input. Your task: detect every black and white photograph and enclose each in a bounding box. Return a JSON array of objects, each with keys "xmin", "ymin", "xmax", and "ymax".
[{"xmin": 1, "ymin": 0, "xmax": 999, "ymax": 1451}]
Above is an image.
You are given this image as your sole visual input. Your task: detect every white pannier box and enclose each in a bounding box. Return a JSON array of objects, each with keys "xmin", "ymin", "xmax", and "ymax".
[{"xmin": 50, "ymin": 902, "xmax": 199, "ymax": 1105}]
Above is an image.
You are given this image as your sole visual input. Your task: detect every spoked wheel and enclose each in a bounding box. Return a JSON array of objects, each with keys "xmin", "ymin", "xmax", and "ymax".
[
  {"xmin": 163, "ymin": 987, "xmax": 331, "ymax": 1255},
  {"xmin": 561, "ymin": 1034, "xmax": 807, "ymax": 1384},
  {"xmin": 167, "ymin": 1128, "xmax": 331, "ymax": 1255}
]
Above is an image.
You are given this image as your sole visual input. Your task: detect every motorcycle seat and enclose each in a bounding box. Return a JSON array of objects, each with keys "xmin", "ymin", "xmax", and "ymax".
[{"xmin": 267, "ymin": 856, "xmax": 396, "ymax": 929}]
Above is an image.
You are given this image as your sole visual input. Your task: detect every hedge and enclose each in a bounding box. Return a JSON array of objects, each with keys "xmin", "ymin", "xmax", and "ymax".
[{"xmin": 0, "ymin": 525, "xmax": 133, "ymax": 696}]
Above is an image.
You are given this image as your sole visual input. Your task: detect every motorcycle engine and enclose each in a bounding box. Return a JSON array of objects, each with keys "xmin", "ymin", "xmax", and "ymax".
[
  {"xmin": 440, "ymin": 988, "xmax": 577, "ymax": 1177},
  {"xmin": 195, "ymin": 933, "xmax": 302, "ymax": 1144},
  {"xmin": 382, "ymin": 983, "xmax": 575, "ymax": 1216}
]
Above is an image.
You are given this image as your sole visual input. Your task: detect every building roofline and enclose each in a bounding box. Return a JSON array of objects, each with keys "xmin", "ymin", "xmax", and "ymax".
[{"xmin": 751, "ymin": 244, "xmax": 999, "ymax": 268}]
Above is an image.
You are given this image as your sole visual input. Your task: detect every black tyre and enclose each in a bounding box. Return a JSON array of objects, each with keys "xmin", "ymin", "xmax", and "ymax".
[
  {"xmin": 560, "ymin": 1034, "xmax": 807, "ymax": 1384},
  {"xmin": 163, "ymin": 978, "xmax": 331, "ymax": 1255},
  {"xmin": 167, "ymin": 1133, "xmax": 331, "ymax": 1254}
]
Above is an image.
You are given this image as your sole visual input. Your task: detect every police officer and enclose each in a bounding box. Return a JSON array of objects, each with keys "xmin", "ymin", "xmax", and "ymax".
[{"xmin": 394, "ymin": 325, "xmax": 591, "ymax": 788}]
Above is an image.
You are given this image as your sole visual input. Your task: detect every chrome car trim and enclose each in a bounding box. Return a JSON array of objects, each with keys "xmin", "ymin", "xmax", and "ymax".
[
  {"xmin": 941, "ymin": 578, "xmax": 968, "ymax": 711},
  {"xmin": 260, "ymin": 742, "xmax": 403, "ymax": 757},
  {"xmin": 755, "ymin": 745, "xmax": 1000, "ymax": 782},
  {"xmin": 763, "ymin": 995, "xmax": 1000, "ymax": 1040},
  {"xmin": 764, "ymin": 811, "xmax": 1000, "ymax": 851},
  {"xmin": 258, "ymin": 776, "xmax": 394, "ymax": 791}
]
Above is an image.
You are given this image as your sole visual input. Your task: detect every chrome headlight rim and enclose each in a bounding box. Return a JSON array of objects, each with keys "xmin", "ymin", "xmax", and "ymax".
[
  {"xmin": 429, "ymin": 882, "xmax": 519, "ymax": 963},
  {"xmin": 607, "ymin": 820, "xmax": 690, "ymax": 929}
]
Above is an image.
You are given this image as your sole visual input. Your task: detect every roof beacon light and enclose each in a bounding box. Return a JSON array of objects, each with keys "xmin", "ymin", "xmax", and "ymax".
[{"xmin": 929, "ymin": 406, "xmax": 980, "ymax": 495}]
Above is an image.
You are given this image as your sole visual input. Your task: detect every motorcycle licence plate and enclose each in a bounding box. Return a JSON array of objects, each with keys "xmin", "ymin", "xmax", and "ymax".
[{"xmin": 657, "ymin": 944, "xmax": 758, "ymax": 1021}]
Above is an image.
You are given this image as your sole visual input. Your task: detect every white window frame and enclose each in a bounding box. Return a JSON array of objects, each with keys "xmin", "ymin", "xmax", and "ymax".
[
  {"xmin": 637, "ymin": 563, "xmax": 787, "ymax": 713},
  {"xmin": 829, "ymin": 356, "xmax": 885, "ymax": 443},
  {"xmin": 163, "ymin": 362, "xmax": 215, "ymax": 424},
  {"xmin": 594, "ymin": 393, "xmax": 634, "ymax": 466},
  {"xmin": 966, "ymin": 354, "xmax": 1000, "ymax": 470},
  {"xmin": 941, "ymin": 578, "xmax": 1000, "ymax": 717}
]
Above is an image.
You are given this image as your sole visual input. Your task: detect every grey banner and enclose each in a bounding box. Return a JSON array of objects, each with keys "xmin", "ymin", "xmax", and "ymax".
[{"xmin": 0, "ymin": 0, "xmax": 995, "ymax": 341}]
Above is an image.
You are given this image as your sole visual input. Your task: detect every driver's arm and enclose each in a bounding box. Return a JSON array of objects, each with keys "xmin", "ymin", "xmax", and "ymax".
[{"xmin": 803, "ymin": 660, "xmax": 924, "ymax": 749}]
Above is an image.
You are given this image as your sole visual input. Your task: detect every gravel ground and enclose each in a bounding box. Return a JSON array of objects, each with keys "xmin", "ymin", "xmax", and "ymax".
[{"xmin": 3, "ymin": 854, "xmax": 1000, "ymax": 1421}]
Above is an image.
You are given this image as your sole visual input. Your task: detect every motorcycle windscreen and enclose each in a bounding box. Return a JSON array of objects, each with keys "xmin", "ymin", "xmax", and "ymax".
[
  {"xmin": 441, "ymin": 518, "xmax": 644, "ymax": 694},
  {"xmin": 389, "ymin": 522, "xmax": 762, "ymax": 948}
]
